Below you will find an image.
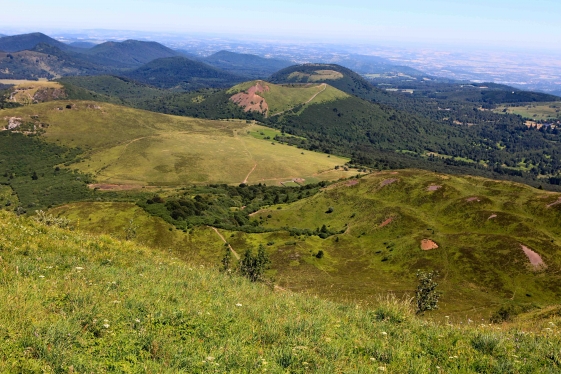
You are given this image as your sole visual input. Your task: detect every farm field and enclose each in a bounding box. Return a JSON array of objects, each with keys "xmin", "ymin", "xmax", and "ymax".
[
  {"xmin": 1, "ymin": 101, "xmax": 352, "ymax": 186},
  {"xmin": 494, "ymin": 102, "xmax": 561, "ymax": 120}
]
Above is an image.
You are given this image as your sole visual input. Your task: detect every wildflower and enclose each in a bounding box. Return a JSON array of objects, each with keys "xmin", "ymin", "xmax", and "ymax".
[
  {"xmin": 381, "ymin": 331, "xmax": 387, "ymax": 336},
  {"xmin": 135, "ymin": 319, "xmax": 141, "ymax": 323},
  {"xmin": 39, "ymin": 275, "xmax": 45, "ymax": 278},
  {"xmin": 206, "ymin": 356, "xmax": 215, "ymax": 361},
  {"xmin": 75, "ymin": 267, "xmax": 84, "ymax": 271},
  {"xmin": 236, "ymin": 303, "xmax": 243, "ymax": 307},
  {"xmin": 103, "ymin": 323, "xmax": 110, "ymax": 329},
  {"xmin": 370, "ymin": 357, "xmax": 376, "ymax": 361},
  {"xmin": 378, "ymin": 367, "xmax": 386, "ymax": 371}
]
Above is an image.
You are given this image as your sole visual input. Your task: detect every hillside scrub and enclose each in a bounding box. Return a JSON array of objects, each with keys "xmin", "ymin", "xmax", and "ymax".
[{"xmin": 1, "ymin": 210, "xmax": 560, "ymax": 372}]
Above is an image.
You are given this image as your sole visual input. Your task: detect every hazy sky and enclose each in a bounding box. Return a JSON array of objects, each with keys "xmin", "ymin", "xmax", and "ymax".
[{"xmin": 2, "ymin": 0, "xmax": 560, "ymax": 50}]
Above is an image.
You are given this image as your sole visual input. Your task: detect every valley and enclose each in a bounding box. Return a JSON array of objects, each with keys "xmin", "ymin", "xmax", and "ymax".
[{"xmin": 0, "ymin": 27, "xmax": 560, "ymax": 372}]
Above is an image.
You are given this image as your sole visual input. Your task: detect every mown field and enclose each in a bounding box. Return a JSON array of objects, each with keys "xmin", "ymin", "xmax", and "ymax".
[
  {"xmin": 494, "ymin": 102, "xmax": 561, "ymax": 120},
  {"xmin": 1, "ymin": 101, "xmax": 353, "ymax": 186},
  {"xmin": 2, "ymin": 210, "xmax": 561, "ymax": 372}
]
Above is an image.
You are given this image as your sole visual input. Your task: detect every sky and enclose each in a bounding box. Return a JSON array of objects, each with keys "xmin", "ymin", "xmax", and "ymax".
[{"xmin": 1, "ymin": 0, "xmax": 560, "ymax": 50}]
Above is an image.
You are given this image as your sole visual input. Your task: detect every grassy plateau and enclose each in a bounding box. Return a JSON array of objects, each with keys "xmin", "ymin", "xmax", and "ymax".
[{"xmin": 1, "ymin": 101, "xmax": 353, "ymax": 186}]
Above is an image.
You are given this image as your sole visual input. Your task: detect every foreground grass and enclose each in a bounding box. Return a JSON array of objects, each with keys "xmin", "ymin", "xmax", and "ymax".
[{"xmin": 1, "ymin": 211, "xmax": 561, "ymax": 372}]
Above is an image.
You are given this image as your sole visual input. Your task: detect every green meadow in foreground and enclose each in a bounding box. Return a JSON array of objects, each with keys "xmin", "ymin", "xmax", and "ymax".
[{"xmin": 1, "ymin": 210, "xmax": 560, "ymax": 373}]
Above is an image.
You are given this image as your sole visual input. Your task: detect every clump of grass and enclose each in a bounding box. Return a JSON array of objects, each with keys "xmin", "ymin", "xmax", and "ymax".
[{"xmin": 1, "ymin": 210, "xmax": 560, "ymax": 372}]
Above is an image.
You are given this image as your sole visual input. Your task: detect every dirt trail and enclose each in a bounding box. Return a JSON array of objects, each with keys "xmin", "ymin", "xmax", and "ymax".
[
  {"xmin": 211, "ymin": 227, "xmax": 240, "ymax": 260},
  {"xmin": 270, "ymin": 83, "xmax": 327, "ymax": 117},
  {"xmin": 546, "ymin": 197, "xmax": 561, "ymax": 208},
  {"xmin": 243, "ymin": 164, "xmax": 257, "ymax": 184}
]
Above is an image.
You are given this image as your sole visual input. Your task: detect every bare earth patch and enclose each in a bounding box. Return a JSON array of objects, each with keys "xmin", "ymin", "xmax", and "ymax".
[
  {"xmin": 427, "ymin": 185, "xmax": 442, "ymax": 191},
  {"xmin": 380, "ymin": 178, "xmax": 398, "ymax": 187},
  {"xmin": 230, "ymin": 82, "xmax": 270, "ymax": 114},
  {"xmin": 379, "ymin": 217, "xmax": 393, "ymax": 228},
  {"xmin": 346, "ymin": 179, "xmax": 359, "ymax": 186},
  {"xmin": 466, "ymin": 197, "xmax": 481, "ymax": 202},
  {"xmin": 488, "ymin": 214, "xmax": 498, "ymax": 220},
  {"xmin": 88, "ymin": 184, "xmax": 143, "ymax": 191},
  {"xmin": 421, "ymin": 239, "xmax": 439, "ymax": 251},
  {"xmin": 520, "ymin": 244, "xmax": 547, "ymax": 270},
  {"xmin": 546, "ymin": 197, "xmax": 561, "ymax": 208}
]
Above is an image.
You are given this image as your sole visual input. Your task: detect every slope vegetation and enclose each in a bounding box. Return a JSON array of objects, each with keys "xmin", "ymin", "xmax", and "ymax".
[
  {"xmin": 2, "ymin": 210, "xmax": 560, "ymax": 372},
  {"xmin": 245, "ymin": 169, "xmax": 561, "ymax": 316},
  {"xmin": 228, "ymin": 80, "xmax": 349, "ymax": 116}
]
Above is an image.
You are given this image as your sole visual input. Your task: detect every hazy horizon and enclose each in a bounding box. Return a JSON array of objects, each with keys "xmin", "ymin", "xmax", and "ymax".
[{"xmin": 1, "ymin": 0, "xmax": 560, "ymax": 53}]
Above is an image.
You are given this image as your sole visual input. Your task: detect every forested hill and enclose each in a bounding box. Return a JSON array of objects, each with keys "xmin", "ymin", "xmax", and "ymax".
[
  {"xmin": 82, "ymin": 40, "xmax": 182, "ymax": 67},
  {"xmin": 0, "ymin": 32, "xmax": 74, "ymax": 52},
  {"xmin": 270, "ymin": 63, "xmax": 392, "ymax": 102},
  {"xmin": 203, "ymin": 50, "xmax": 292, "ymax": 79},
  {"xmin": 122, "ymin": 57, "xmax": 244, "ymax": 90}
]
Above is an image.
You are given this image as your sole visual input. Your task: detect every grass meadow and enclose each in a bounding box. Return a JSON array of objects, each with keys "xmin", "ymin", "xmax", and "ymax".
[
  {"xmin": 1, "ymin": 101, "xmax": 352, "ymax": 186},
  {"xmin": 1, "ymin": 210, "xmax": 561, "ymax": 372}
]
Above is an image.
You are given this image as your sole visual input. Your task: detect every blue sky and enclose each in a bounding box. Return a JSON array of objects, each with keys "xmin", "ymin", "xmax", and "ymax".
[{"xmin": 2, "ymin": 0, "xmax": 560, "ymax": 49}]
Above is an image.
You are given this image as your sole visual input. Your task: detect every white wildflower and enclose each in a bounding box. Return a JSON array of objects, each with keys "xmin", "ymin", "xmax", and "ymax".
[
  {"xmin": 236, "ymin": 303, "xmax": 242, "ymax": 307},
  {"xmin": 103, "ymin": 323, "xmax": 110, "ymax": 329}
]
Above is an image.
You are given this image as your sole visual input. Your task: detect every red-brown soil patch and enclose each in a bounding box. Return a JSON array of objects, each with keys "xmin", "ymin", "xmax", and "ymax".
[
  {"xmin": 427, "ymin": 185, "xmax": 441, "ymax": 191},
  {"xmin": 88, "ymin": 183, "xmax": 143, "ymax": 191},
  {"xmin": 466, "ymin": 197, "xmax": 481, "ymax": 202},
  {"xmin": 488, "ymin": 214, "xmax": 497, "ymax": 220},
  {"xmin": 380, "ymin": 178, "xmax": 398, "ymax": 187},
  {"xmin": 546, "ymin": 197, "xmax": 561, "ymax": 208},
  {"xmin": 421, "ymin": 239, "xmax": 439, "ymax": 251},
  {"xmin": 346, "ymin": 179, "xmax": 359, "ymax": 186},
  {"xmin": 520, "ymin": 244, "xmax": 547, "ymax": 270},
  {"xmin": 230, "ymin": 82, "xmax": 270, "ymax": 114},
  {"xmin": 379, "ymin": 217, "xmax": 393, "ymax": 228}
]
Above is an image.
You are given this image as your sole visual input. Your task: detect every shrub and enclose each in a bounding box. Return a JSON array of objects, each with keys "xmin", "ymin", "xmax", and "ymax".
[
  {"xmin": 239, "ymin": 245, "xmax": 270, "ymax": 282},
  {"xmin": 415, "ymin": 271, "xmax": 440, "ymax": 314},
  {"xmin": 33, "ymin": 210, "xmax": 70, "ymax": 229}
]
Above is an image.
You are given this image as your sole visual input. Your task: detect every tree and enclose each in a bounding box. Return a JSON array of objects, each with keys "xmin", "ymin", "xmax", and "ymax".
[
  {"xmin": 239, "ymin": 244, "xmax": 270, "ymax": 282},
  {"xmin": 221, "ymin": 244, "xmax": 232, "ymax": 273},
  {"xmin": 415, "ymin": 271, "xmax": 441, "ymax": 314}
]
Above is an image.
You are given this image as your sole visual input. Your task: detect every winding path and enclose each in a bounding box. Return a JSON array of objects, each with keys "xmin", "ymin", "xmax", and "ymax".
[{"xmin": 211, "ymin": 227, "xmax": 240, "ymax": 260}]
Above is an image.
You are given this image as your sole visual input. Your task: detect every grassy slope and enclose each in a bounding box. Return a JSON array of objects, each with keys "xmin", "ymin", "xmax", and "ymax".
[
  {"xmin": 46, "ymin": 169, "xmax": 561, "ymax": 319},
  {"xmin": 1, "ymin": 210, "xmax": 560, "ymax": 372},
  {"xmin": 1, "ymin": 101, "xmax": 353, "ymax": 186},
  {"xmin": 228, "ymin": 80, "xmax": 349, "ymax": 115},
  {"xmin": 245, "ymin": 169, "xmax": 561, "ymax": 317}
]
